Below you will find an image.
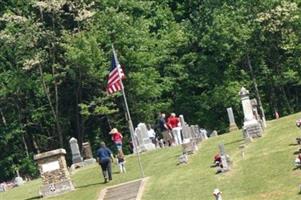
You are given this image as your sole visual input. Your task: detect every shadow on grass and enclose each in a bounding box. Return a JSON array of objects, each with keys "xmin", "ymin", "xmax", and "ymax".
[
  {"xmin": 76, "ymin": 181, "xmax": 104, "ymax": 189},
  {"xmin": 289, "ymin": 143, "xmax": 299, "ymax": 146},
  {"xmin": 24, "ymin": 196, "xmax": 42, "ymax": 200},
  {"xmin": 293, "ymin": 151, "xmax": 301, "ymax": 155},
  {"xmin": 224, "ymin": 139, "xmax": 244, "ymax": 145}
]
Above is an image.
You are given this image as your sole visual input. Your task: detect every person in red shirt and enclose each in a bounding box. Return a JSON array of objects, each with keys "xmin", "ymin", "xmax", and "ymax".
[
  {"xmin": 110, "ymin": 128, "xmax": 123, "ymax": 151},
  {"xmin": 167, "ymin": 113, "xmax": 182, "ymax": 145}
]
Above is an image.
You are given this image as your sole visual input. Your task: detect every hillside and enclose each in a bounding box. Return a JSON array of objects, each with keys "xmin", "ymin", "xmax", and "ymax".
[{"xmin": 2, "ymin": 112, "xmax": 301, "ymax": 200}]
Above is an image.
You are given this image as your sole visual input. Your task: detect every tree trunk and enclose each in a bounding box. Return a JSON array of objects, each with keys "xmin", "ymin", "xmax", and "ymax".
[
  {"xmin": 75, "ymin": 67, "xmax": 83, "ymax": 151},
  {"xmin": 0, "ymin": 109, "xmax": 7, "ymax": 126},
  {"xmin": 280, "ymin": 86, "xmax": 293, "ymax": 114}
]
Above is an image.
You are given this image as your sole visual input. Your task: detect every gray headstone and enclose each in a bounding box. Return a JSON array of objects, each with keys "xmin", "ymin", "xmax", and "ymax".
[
  {"xmin": 211, "ymin": 130, "xmax": 218, "ymax": 137},
  {"xmin": 227, "ymin": 107, "xmax": 238, "ymax": 131},
  {"xmin": 178, "ymin": 154, "xmax": 188, "ymax": 164},
  {"xmin": 69, "ymin": 137, "xmax": 83, "ymax": 164},
  {"xmin": 180, "ymin": 115, "xmax": 190, "ymax": 140},
  {"xmin": 218, "ymin": 143, "xmax": 226, "ymax": 156},
  {"xmin": 227, "ymin": 107, "xmax": 236, "ymax": 124},
  {"xmin": 250, "ymin": 98, "xmax": 261, "ymax": 121}
]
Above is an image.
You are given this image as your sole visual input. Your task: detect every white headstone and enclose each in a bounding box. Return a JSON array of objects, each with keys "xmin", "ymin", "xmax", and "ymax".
[
  {"xmin": 211, "ymin": 130, "xmax": 218, "ymax": 137},
  {"xmin": 135, "ymin": 123, "xmax": 155, "ymax": 152},
  {"xmin": 239, "ymin": 87, "xmax": 263, "ymax": 138},
  {"xmin": 239, "ymin": 87, "xmax": 255, "ymax": 121},
  {"xmin": 213, "ymin": 188, "xmax": 223, "ymax": 200},
  {"xmin": 14, "ymin": 176, "xmax": 24, "ymax": 186}
]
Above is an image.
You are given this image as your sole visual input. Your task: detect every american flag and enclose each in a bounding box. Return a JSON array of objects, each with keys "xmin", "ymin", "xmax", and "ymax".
[{"xmin": 107, "ymin": 48, "xmax": 125, "ymax": 94}]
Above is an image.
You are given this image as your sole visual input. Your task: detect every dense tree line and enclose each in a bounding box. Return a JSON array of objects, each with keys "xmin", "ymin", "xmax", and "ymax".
[{"xmin": 0, "ymin": 0, "xmax": 301, "ymax": 181}]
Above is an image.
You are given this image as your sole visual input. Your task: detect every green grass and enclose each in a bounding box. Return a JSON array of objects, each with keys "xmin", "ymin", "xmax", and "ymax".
[{"xmin": 2, "ymin": 112, "xmax": 301, "ymax": 200}]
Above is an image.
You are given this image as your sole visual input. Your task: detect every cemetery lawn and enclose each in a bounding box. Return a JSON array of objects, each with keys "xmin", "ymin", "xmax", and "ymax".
[{"xmin": 2, "ymin": 112, "xmax": 301, "ymax": 200}]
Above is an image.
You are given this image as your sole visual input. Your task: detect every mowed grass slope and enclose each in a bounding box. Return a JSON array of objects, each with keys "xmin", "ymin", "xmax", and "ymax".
[{"xmin": 2, "ymin": 112, "xmax": 301, "ymax": 200}]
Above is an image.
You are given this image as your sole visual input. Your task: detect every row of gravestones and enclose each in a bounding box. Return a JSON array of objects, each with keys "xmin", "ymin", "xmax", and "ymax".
[
  {"xmin": 134, "ymin": 118, "xmax": 208, "ymax": 154},
  {"xmin": 135, "ymin": 87, "xmax": 263, "ymax": 156},
  {"xmin": 32, "ymin": 139, "xmax": 96, "ymax": 198},
  {"xmin": 178, "ymin": 115, "xmax": 209, "ymax": 164}
]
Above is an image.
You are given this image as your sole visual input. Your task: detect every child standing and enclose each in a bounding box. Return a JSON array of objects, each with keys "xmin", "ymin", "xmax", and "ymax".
[{"xmin": 117, "ymin": 150, "xmax": 126, "ymax": 173}]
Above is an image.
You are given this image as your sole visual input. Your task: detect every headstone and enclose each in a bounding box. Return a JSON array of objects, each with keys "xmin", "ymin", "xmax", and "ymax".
[
  {"xmin": 239, "ymin": 145, "xmax": 245, "ymax": 159},
  {"xmin": 218, "ymin": 144, "xmax": 226, "ymax": 156},
  {"xmin": 82, "ymin": 142, "xmax": 93, "ymax": 159},
  {"xmin": 200, "ymin": 128, "xmax": 208, "ymax": 140},
  {"xmin": 218, "ymin": 144, "xmax": 231, "ymax": 172},
  {"xmin": 211, "ymin": 130, "xmax": 218, "ymax": 137},
  {"xmin": 178, "ymin": 154, "xmax": 188, "ymax": 164},
  {"xmin": 182, "ymin": 139, "xmax": 197, "ymax": 154},
  {"xmin": 34, "ymin": 149, "xmax": 74, "ymax": 197},
  {"xmin": 14, "ymin": 176, "xmax": 24, "ymax": 186},
  {"xmin": 69, "ymin": 137, "xmax": 83, "ymax": 164},
  {"xmin": 0, "ymin": 183, "xmax": 6, "ymax": 192},
  {"xmin": 239, "ymin": 87, "xmax": 263, "ymax": 138},
  {"xmin": 180, "ymin": 115, "xmax": 191, "ymax": 140},
  {"xmin": 251, "ymin": 98, "xmax": 265, "ymax": 129},
  {"xmin": 213, "ymin": 188, "xmax": 223, "ymax": 200},
  {"xmin": 134, "ymin": 123, "xmax": 156, "ymax": 152},
  {"xmin": 250, "ymin": 99, "xmax": 260, "ymax": 120},
  {"xmin": 82, "ymin": 142, "xmax": 96, "ymax": 165},
  {"xmin": 227, "ymin": 107, "xmax": 238, "ymax": 131}
]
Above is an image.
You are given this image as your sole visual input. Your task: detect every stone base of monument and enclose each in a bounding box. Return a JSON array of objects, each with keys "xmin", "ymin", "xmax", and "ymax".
[
  {"xmin": 178, "ymin": 154, "xmax": 188, "ymax": 164},
  {"xmin": 70, "ymin": 162, "xmax": 84, "ymax": 171},
  {"xmin": 244, "ymin": 136, "xmax": 254, "ymax": 143},
  {"xmin": 229, "ymin": 123, "xmax": 239, "ymax": 132},
  {"xmin": 70, "ymin": 159, "xmax": 96, "ymax": 173},
  {"xmin": 39, "ymin": 179, "xmax": 74, "ymax": 198},
  {"xmin": 135, "ymin": 143, "xmax": 156, "ymax": 153},
  {"xmin": 243, "ymin": 120, "xmax": 262, "ymax": 138},
  {"xmin": 84, "ymin": 158, "xmax": 96, "ymax": 165},
  {"xmin": 182, "ymin": 139, "xmax": 197, "ymax": 154},
  {"xmin": 220, "ymin": 155, "xmax": 231, "ymax": 172}
]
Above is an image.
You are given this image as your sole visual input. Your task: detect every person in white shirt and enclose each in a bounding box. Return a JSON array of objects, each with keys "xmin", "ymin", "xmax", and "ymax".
[{"xmin": 147, "ymin": 125, "xmax": 157, "ymax": 147}]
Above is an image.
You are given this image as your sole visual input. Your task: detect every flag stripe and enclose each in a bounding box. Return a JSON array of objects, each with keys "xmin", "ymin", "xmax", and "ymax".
[{"xmin": 107, "ymin": 49, "xmax": 125, "ymax": 94}]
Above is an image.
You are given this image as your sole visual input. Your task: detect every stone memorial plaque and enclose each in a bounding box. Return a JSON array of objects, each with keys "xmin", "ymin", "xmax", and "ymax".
[{"xmin": 42, "ymin": 161, "xmax": 60, "ymax": 173}]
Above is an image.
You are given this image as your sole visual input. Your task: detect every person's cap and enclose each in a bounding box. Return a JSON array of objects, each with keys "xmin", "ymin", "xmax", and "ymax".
[
  {"xmin": 213, "ymin": 188, "xmax": 220, "ymax": 195},
  {"xmin": 110, "ymin": 128, "xmax": 118, "ymax": 134}
]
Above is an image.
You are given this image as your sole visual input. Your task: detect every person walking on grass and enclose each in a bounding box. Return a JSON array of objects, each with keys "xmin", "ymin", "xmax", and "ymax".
[
  {"xmin": 117, "ymin": 150, "xmax": 126, "ymax": 173},
  {"xmin": 96, "ymin": 142, "xmax": 114, "ymax": 183}
]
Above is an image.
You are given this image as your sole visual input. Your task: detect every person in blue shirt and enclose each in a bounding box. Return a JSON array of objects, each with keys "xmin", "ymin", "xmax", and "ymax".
[{"xmin": 96, "ymin": 142, "xmax": 114, "ymax": 183}]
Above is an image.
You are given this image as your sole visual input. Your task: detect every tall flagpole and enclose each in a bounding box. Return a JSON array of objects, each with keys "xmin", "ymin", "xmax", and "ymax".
[{"xmin": 112, "ymin": 44, "xmax": 145, "ymax": 178}]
